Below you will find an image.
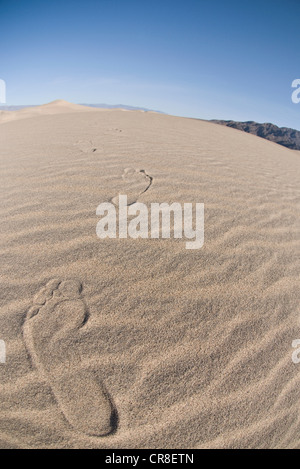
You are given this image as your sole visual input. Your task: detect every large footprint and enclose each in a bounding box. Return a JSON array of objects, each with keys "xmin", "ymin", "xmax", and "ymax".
[
  {"xmin": 74, "ymin": 140, "xmax": 97, "ymax": 153},
  {"xmin": 111, "ymin": 168, "xmax": 152, "ymax": 206},
  {"xmin": 23, "ymin": 279, "xmax": 116, "ymax": 437}
]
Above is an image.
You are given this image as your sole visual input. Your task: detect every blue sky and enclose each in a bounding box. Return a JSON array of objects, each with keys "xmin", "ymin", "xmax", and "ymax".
[{"xmin": 1, "ymin": 0, "xmax": 300, "ymax": 129}]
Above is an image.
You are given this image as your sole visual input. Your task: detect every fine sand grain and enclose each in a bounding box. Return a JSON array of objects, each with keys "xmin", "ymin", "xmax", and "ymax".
[{"xmin": 0, "ymin": 101, "xmax": 299, "ymax": 448}]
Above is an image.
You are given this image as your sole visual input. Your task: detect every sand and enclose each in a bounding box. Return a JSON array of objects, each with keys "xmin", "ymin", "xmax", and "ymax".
[{"xmin": 0, "ymin": 101, "xmax": 299, "ymax": 449}]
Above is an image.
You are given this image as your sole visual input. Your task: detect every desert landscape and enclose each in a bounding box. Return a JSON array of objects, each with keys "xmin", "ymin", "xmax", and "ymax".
[{"xmin": 0, "ymin": 101, "xmax": 299, "ymax": 448}]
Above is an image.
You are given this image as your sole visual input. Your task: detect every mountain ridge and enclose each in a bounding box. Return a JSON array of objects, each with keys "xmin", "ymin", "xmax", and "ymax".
[
  {"xmin": 210, "ymin": 119, "xmax": 300, "ymax": 151},
  {"xmin": 0, "ymin": 102, "xmax": 163, "ymax": 113}
]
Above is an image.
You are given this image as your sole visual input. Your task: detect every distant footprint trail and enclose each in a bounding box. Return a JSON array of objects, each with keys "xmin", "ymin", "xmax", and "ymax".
[
  {"xmin": 112, "ymin": 168, "xmax": 153, "ymax": 206},
  {"xmin": 23, "ymin": 279, "xmax": 116, "ymax": 437}
]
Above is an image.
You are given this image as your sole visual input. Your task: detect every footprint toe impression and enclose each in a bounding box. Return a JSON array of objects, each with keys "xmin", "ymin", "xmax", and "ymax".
[{"xmin": 23, "ymin": 279, "xmax": 115, "ymax": 437}]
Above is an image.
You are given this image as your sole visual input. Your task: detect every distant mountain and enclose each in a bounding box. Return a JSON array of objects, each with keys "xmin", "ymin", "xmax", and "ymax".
[
  {"xmin": 0, "ymin": 105, "xmax": 33, "ymax": 111},
  {"xmin": 210, "ymin": 120, "xmax": 300, "ymax": 151},
  {"xmin": 0, "ymin": 103, "xmax": 163, "ymax": 113},
  {"xmin": 81, "ymin": 103, "xmax": 164, "ymax": 113}
]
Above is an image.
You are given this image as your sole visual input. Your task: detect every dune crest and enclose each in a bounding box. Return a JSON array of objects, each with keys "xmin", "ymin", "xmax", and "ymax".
[
  {"xmin": 0, "ymin": 99, "xmax": 97, "ymax": 124},
  {"xmin": 0, "ymin": 107, "xmax": 299, "ymax": 448}
]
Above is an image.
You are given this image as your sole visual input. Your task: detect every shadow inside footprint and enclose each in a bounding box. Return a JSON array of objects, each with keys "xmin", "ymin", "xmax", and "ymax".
[
  {"xmin": 111, "ymin": 167, "xmax": 153, "ymax": 206},
  {"xmin": 23, "ymin": 279, "xmax": 116, "ymax": 437}
]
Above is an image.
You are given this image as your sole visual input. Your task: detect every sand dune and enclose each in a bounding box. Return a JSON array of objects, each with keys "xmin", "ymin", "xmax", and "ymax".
[
  {"xmin": 0, "ymin": 102, "xmax": 299, "ymax": 448},
  {"xmin": 0, "ymin": 100, "xmax": 99, "ymax": 123}
]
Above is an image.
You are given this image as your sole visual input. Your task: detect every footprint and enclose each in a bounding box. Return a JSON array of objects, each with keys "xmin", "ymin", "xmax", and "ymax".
[
  {"xmin": 108, "ymin": 128, "xmax": 122, "ymax": 133},
  {"xmin": 23, "ymin": 279, "xmax": 116, "ymax": 437},
  {"xmin": 74, "ymin": 140, "xmax": 97, "ymax": 153},
  {"xmin": 112, "ymin": 168, "xmax": 153, "ymax": 206}
]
